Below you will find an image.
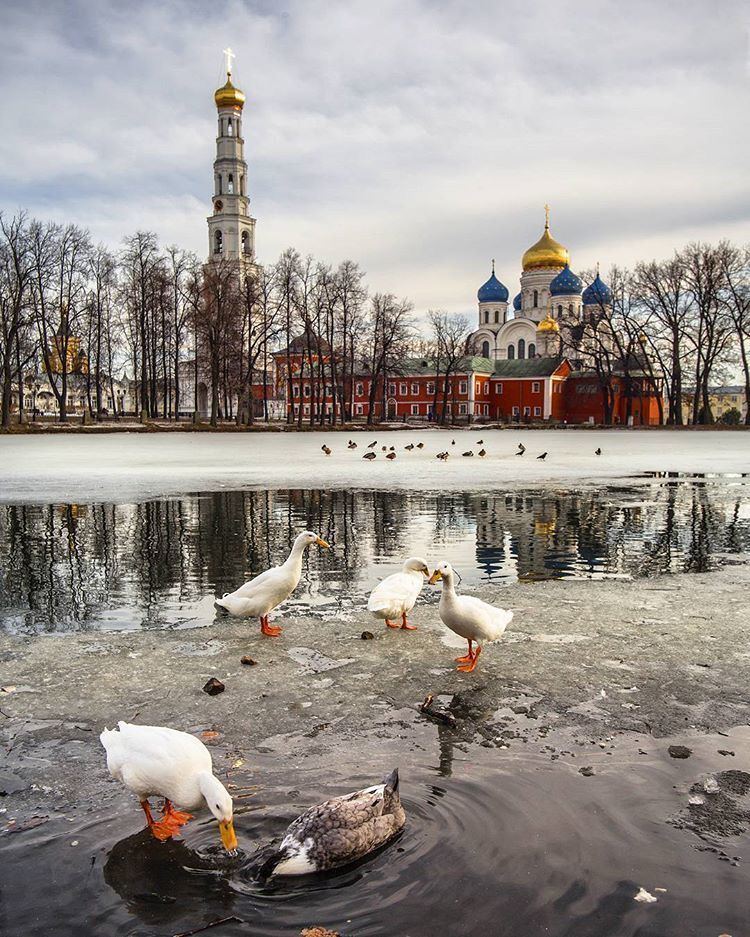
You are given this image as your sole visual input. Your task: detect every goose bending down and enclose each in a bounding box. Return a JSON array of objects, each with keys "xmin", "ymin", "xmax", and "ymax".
[
  {"xmin": 269, "ymin": 769, "xmax": 405, "ymax": 876},
  {"xmin": 100, "ymin": 722, "xmax": 237, "ymax": 851},
  {"xmin": 367, "ymin": 556, "xmax": 430, "ymax": 630},
  {"xmin": 214, "ymin": 531, "xmax": 329, "ymax": 636},
  {"xmin": 429, "ymin": 562, "xmax": 512, "ymax": 672}
]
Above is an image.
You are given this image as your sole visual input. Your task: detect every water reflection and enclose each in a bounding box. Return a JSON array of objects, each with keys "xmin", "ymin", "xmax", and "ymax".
[{"xmin": 1, "ymin": 481, "xmax": 748, "ymax": 634}]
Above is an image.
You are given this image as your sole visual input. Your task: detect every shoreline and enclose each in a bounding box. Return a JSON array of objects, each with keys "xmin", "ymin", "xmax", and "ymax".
[{"xmin": 2, "ymin": 420, "xmax": 748, "ymax": 435}]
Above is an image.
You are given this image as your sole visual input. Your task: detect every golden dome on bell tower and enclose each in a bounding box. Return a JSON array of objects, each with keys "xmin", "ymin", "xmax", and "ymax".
[
  {"xmin": 214, "ymin": 47, "xmax": 245, "ymax": 109},
  {"xmin": 522, "ymin": 205, "xmax": 570, "ymax": 271}
]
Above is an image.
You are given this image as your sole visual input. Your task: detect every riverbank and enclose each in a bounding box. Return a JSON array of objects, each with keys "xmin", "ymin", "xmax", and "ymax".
[
  {"xmin": 2, "ymin": 418, "xmax": 748, "ymax": 435},
  {"xmin": 2, "ymin": 561, "xmax": 749, "ymax": 808}
]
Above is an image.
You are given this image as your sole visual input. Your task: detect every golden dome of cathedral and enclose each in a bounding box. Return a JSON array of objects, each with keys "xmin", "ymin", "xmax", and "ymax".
[
  {"xmin": 214, "ymin": 75, "xmax": 246, "ymax": 109},
  {"xmin": 522, "ymin": 208, "xmax": 569, "ymax": 271},
  {"xmin": 536, "ymin": 314, "xmax": 560, "ymax": 333}
]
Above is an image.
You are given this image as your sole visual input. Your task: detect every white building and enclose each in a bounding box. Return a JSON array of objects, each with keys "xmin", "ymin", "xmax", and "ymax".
[{"xmin": 468, "ymin": 208, "xmax": 613, "ymax": 365}]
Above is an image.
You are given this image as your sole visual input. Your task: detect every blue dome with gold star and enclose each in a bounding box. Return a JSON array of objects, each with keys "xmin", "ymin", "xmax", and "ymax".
[
  {"xmin": 477, "ymin": 263, "xmax": 509, "ymax": 303},
  {"xmin": 582, "ymin": 273, "xmax": 612, "ymax": 306},
  {"xmin": 549, "ymin": 264, "xmax": 583, "ymax": 297},
  {"xmin": 512, "ymin": 292, "xmax": 522, "ymax": 311}
]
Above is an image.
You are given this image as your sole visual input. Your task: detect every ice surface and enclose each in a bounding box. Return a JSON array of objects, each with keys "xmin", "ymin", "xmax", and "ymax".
[{"xmin": 1, "ymin": 429, "xmax": 748, "ymax": 504}]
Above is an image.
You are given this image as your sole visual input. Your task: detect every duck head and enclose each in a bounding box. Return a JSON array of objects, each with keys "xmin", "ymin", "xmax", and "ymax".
[
  {"xmin": 403, "ymin": 556, "xmax": 430, "ymax": 577},
  {"xmin": 429, "ymin": 562, "xmax": 454, "ymax": 586},
  {"xmin": 199, "ymin": 773, "xmax": 237, "ymax": 853},
  {"xmin": 296, "ymin": 530, "xmax": 330, "ymax": 550}
]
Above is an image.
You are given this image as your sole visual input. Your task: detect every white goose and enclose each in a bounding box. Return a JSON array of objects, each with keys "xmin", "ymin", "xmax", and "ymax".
[
  {"xmin": 367, "ymin": 556, "xmax": 430, "ymax": 630},
  {"xmin": 100, "ymin": 722, "xmax": 237, "ymax": 851},
  {"xmin": 269, "ymin": 769, "xmax": 405, "ymax": 876},
  {"xmin": 429, "ymin": 562, "xmax": 513, "ymax": 672},
  {"xmin": 214, "ymin": 530, "xmax": 329, "ymax": 636}
]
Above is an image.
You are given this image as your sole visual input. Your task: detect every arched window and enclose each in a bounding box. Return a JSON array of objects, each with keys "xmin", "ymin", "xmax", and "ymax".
[
  {"xmin": 557, "ymin": 304, "xmax": 562, "ymax": 316},
  {"xmin": 518, "ymin": 338, "xmax": 526, "ymax": 359},
  {"xmin": 228, "ymin": 174, "xmax": 234, "ymax": 194},
  {"xmin": 241, "ymin": 231, "xmax": 250, "ymax": 254},
  {"xmin": 214, "ymin": 230, "xmax": 223, "ymax": 255},
  {"xmin": 240, "ymin": 174, "xmax": 245, "ymax": 195},
  {"xmin": 568, "ymin": 303, "xmax": 574, "ymax": 315},
  {"xmin": 528, "ymin": 342, "xmax": 536, "ymax": 358},
  {"xmin": 533, "ymin": 290, "xmax": 538, "ymax": 307},
  {"xmin": 227, "ymin": 118, "xmax": 233, "ymax": 136},
  {"xmin": 481, "ymin": 340, "xmax": 490, "ymax": 358},
  {"xmin": 507, "ymin": 343, "xmax": 515, "ymax": 360},
  {"xmin": 494, "ymin": 308, "xmax": 499, "ymax": 323},
  {"xmin": 484, "ymin": 310, "xmax": 489, "ymax": 324},
  {"xmin": 216, "ymin": 174, "xmax": 222, "ymax": 195}
]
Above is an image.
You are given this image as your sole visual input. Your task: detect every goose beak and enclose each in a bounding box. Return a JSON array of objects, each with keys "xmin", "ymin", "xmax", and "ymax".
[
  {"xmin": 316, "ymin": 537, "xmax": 330, "ymax": 549},
  {"xmin": 428, "ymin": 570, "xmax": 443, "ymax": 584},
  {"xmin": 220, "ymin": 819, "xmax": 238, "ymax": 852}
]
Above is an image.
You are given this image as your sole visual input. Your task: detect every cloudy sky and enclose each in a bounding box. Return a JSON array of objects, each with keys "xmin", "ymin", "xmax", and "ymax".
[{"xmin": 1, "ymin": 0, "xmax": 748, "ymax": 316}]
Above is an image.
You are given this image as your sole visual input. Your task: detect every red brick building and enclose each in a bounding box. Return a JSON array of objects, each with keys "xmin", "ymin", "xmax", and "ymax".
[{"xmin": 268, "ymin": 345, "xmax": 661, "ymax": 425}]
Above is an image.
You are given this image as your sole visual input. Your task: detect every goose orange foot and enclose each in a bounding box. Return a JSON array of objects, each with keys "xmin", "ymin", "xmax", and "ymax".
[
  {"xmin": 385, "ymin": 619, "xmax": 400, "ymax": 629},
  {"xmin": 162, "ymin": 799, "xmax": 194, "ymax": 826},
  {"xmin": 400, "ymin": 613, "xmax": 417, "ymax": 630},
  {"xmin": 454, "ymin": 640, "xmax": 474, "ymax": 663},
  {"xmin": 456, "ymin": 645, "xmax": 482, "ymax": 673},
  {"xmin": 260, "ymin": 616, "xmax": 282, "ymax": 637}
]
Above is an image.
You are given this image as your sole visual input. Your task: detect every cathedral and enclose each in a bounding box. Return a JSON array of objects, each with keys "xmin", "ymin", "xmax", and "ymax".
[{"xmin": 467, "ymin": 207, "xmax": 613, "ymax": 366}]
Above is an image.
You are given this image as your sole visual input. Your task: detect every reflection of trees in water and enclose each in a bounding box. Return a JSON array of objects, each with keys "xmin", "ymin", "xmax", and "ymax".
[{"xmin": 1, "ymin": 483, "xmax": 748, "ymax": 634}]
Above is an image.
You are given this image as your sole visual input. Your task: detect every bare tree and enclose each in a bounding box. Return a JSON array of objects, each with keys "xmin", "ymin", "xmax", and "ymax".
[
  {"xmin": 364, "ymin": 293, "xmax": 414, "ymax": 423},
  {"xmin": 428, "ymin": 311, "xmax": 470, "ymax": 424},
  {"xmin": 717, "ymin": 242, "xmax": 750, "ymax": 424},
  {"xmin": 0, "ymin": 212, "xmax": 35, "ymax": 427},
  {"xmin": 200, "ymin": 259, "xmax": 242, "ymax": 426}
]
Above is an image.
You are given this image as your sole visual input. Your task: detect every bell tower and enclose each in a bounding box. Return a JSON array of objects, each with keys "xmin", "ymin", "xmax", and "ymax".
[{"xmin": 207, "ymin": 49, "xmax": 258, "ymax": 269}]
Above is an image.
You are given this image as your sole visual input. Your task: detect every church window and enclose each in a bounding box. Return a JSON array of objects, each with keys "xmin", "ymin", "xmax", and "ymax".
[
  {"xmin": 481, "ymin": 340, "xmax": 490, "ymax": 358},
  {"xmin": 568, "ymin": 303, "xmax": 574, "ymax": 315},
  {"xmin": 484, "ymin": 310, "xmax": 489, "ymax": 324},
  {"xmin": 494, "ymin": 309, "xmax": 499, "ymax": 323},
  {"xmin": 214, "ymin": 230, "xmax": 223, "ymax": 255},
  {"xmin": 240, "ymin": 175, "xmax": 245, "ymax": 195},
  {"xmin": 533, "ymin": 290, "xmax": 538, "ymax": 306},
  {"xmin": 216, "ymin": 175, "xmax": 222, "ymax": 195},
  {"xmin": 518, "ymin": 338, "xmax": 526, "ymax": 359},
  {"xmin": 228, "ymin": 174, "xmax": 234, "ymax": 194},
  {"xmin": 557, "ymin": 304, "xmax": 562, "ymax": 316},
  {"xmin": 227, "ymin": 118, "xmax": 233, "ymax": 135},
  {"xmin": 528, "ymin": 342, "xmax": 536, "ymax": 358},
  {"xmin": 242, "ymin": 231, "xmax": 250, "ymax": 253},
  {"xmin": 508, "ymin": 344, "xmax": 515, "ymax": 360}
]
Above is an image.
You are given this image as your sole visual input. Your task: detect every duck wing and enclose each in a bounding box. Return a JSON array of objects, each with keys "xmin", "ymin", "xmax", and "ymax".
[
  {"xmin": 367, "ymin": 572, "xmax": 421, "ymax": 617},
  {"xmin": 272, "ymin": 770, "xmax": 405, "ymax": 875},
  {"xmin": 455, "ymin": 595, "xmax": 513, "ymax": 640}
]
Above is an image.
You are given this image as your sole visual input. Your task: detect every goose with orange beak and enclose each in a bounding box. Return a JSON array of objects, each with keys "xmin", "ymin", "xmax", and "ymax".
[
  {"xmin": 101, "ymin": 722, "xmax": 238, "ymax": 852},
  {"xmin": 215, "ymin": 530, "xmax": 330, "ymax": 636},
  {"xmin": 429, "ymin": 562, "xmax": 513, "ymax": 672}
]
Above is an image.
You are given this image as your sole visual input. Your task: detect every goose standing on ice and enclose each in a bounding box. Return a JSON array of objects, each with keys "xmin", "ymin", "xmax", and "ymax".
[
  {"xmin": 429, "ymin": 562, "xmax": 512, "ymax": 672},
  {"xmin": 215, "ymin": 531, "xmax": 329, "ymax": 636},
  {"xmin": 100, "ymin": 722, "xmax": 237, "ymax": 851},
  {"xmin": 367, "ymin": 556, "xmax": 430, "ymax": 630},
  {"xmin": 268, "ymin": 769, "xmax": 405, "ymax": 876}
]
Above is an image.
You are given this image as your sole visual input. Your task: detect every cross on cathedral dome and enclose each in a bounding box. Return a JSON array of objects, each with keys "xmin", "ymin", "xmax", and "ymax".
[
  {"xmin": 522, "ymin": 206, "xmax": 569, "ymax": 271},
  {"xmin": 477, "ymin": 261, "xmax": 509, "ymax": 303}
]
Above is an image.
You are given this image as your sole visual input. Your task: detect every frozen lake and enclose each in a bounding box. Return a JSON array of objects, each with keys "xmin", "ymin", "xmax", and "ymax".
[{"xmin": 1, "ymin": 429, "xmax": 749, "ymax": 503}]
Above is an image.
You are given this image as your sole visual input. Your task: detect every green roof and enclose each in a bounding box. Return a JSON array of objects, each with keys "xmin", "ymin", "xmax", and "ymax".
[{"xmin": 491, "ymin": 357, "xmax": 566, "ymax": 377}]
